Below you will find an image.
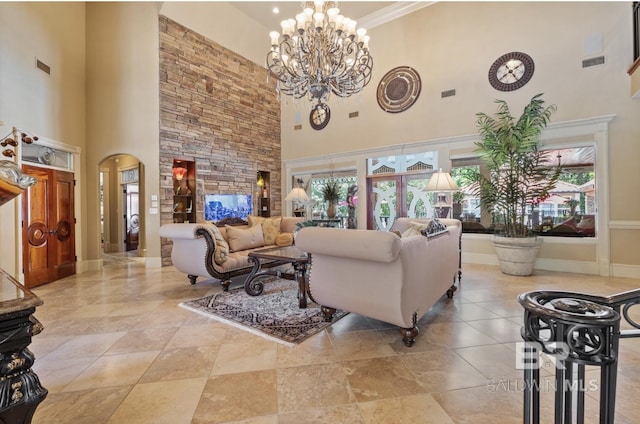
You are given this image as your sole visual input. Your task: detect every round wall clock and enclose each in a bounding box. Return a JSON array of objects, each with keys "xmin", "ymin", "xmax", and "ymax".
[
  {"xmin": 488, "ymin": 52, "xmax": 535, "ymax": 92},
  {"xmin": 309, "ymin": 102, "xmax": 330, "ymax": 130},
  {"xmin": 377, "ymin": 66, "xmax": 421, "ymax": 113}
]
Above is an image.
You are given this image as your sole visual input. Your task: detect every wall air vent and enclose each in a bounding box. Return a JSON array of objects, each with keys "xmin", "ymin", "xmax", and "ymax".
[
  {"xmin": 441, "ymin": 89, "xmax": 456, "ymax": 98},
  {"xmin": 582, "ymin": 56, "xmax": 605, "ymax": 68},
  {"xmin": 348, "ymin": 111, "xmax": 359, "ymax": 118},
  {"xmin": 36, "ymin": 59, "xmax": 51, "ymax": 75},
  {"xmin": 294, "ymin": 124, "xmax": 302, "ymax": 130}
]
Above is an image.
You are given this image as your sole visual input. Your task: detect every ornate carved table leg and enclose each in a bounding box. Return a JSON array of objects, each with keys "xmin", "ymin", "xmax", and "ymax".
[
  {"xmin": 244, "ymin": 256, "xmax": 265, "ymax": 296},
  {"xmin": 0, "ymin": 308, "xmax": 47, "ymax": 424}
]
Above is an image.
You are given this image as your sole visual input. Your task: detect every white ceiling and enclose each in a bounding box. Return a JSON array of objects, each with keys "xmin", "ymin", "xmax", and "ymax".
[{"xmin": 229, "ymin": 1, "xmax": 400, "ymax": 32}]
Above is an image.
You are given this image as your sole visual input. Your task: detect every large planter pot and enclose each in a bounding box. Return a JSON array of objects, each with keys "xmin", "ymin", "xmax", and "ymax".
[
  {"xmin": 326, "ymin": 202, "xmax": 336, "ymax": 219},
  {"xmin": 493, "ymin": 237, "xmax": 543, "ymax": 276}
]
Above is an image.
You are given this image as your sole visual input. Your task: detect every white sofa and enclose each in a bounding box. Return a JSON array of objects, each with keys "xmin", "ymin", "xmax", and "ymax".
[
  {"xmin": 295, "ymin": 218, "xmax": 461, "ymax": 346},
  {"xmin": 159, "ymin": 217, "xmax": 303, "ymax": 290}
]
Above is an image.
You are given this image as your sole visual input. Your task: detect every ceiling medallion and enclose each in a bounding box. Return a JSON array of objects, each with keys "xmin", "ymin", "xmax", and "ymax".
[{"xmin": 377, "ymin": 66, "xmax": 421, "ymax": 113}]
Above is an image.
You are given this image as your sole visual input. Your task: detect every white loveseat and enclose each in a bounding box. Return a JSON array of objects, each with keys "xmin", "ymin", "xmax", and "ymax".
[
  {"xmin": 159, "ymin": 216, "xmax": 303, "ymax": 290},
  {"xmin": 295, "ymin": 218, "xmax": 461, "ymax": 346}
]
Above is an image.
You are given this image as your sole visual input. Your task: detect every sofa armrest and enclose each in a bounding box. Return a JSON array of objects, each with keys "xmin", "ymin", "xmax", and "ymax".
[{"xmin": 159, "ymin": 223, "xmax": 202, "ymax": 240}]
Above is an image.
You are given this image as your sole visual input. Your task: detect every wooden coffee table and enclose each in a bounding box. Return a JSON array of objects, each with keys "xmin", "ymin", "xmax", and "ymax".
[{"xmin": 245, "ymin": 245, "xmax": 312, "ymax": 308}]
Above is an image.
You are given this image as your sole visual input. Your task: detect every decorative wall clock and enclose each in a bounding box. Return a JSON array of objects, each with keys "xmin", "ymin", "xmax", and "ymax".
[
  {"xmin": 488, "ymin": 52, "xmax": 535, "ymax": 92},
  {"xmin": 377, "ymin": 66, "xmax": 422, "ymax": 113},
  {"xmin": 309, "ymin": 102, "xmax": 330, "ymax": 130}
]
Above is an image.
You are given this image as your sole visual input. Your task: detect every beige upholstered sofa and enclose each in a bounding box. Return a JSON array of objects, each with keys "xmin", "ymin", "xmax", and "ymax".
[
  {"xmin": 295, "ymin": 218, "xmax": 461, "ymax": 346},
  {"xmin": 159, "ymin": 216, "xmax": 303, "ymax": 290}
]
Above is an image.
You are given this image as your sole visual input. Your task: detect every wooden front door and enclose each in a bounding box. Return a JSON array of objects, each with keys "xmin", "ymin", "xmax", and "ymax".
[{"xmin": 22, "ymin": 165, "xmax": 76, "ymax": 288}]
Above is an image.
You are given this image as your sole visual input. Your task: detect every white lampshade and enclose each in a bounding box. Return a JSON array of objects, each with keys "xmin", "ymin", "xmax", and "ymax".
[
  {"xmin": 285, "ymin": 187, "xmax": 309, "ymax": 202},
  {"xmin": 424, "ymin": 168, "xmax": 459, "ymax": 192}
]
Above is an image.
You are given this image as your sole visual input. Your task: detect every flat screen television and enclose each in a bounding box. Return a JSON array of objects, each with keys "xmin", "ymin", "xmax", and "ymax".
[{"xmin": 204, "ymin": 194, "xmax": 252, "ymax": 222}]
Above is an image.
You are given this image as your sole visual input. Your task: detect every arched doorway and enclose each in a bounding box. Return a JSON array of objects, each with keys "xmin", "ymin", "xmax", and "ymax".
[{"xmin": 98, "ymin": 154, "xmax": 145, "ymax": 265}]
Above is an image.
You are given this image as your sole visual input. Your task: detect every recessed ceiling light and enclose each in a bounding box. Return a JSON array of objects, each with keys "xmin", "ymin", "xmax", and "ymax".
[{"xmin": 272, "ymin": 7, "xmax": 279, "ymax": 14}]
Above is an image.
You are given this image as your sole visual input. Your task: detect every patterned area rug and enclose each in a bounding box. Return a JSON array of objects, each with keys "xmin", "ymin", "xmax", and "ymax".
[{"xmin": 179, "ymin": 278, "xmax": 348, "ymax": 346}]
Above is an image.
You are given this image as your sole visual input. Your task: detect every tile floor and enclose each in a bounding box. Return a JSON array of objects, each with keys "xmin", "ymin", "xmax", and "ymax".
[{"xmin": 28, "ymin": 261, "xmax": 640, "ymax": 423}]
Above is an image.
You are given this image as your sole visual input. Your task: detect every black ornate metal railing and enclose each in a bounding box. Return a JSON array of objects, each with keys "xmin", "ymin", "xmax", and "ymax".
[
  {"xmin": 519, "ymin": 288, "xmax": 640, "ymax": 424},
  {"xmin": 634, "ymin": 2, "xmax": 640, "ymax": 62}
]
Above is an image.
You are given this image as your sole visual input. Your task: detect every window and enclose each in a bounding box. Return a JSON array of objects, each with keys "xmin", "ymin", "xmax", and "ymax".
[
  {"xmin": 293, "ymin": 171, "xmax": 357, "ymax": 223},
  {"xmin": 452, "ymin": 146, "xmax": 596, "ymax": 237}
]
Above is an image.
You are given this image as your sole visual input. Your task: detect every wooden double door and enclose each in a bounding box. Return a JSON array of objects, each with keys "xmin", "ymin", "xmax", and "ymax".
[{"xmin": 22, "ymin": 165, "xmax": 76, "ymax": 288}]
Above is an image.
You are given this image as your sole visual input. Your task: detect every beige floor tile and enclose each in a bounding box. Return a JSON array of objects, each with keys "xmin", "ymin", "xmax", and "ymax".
[
  {"xmin": 359, "ymin": 394, "xmax": 454, "ymax": 424},
  {"xmin": 279, "ymin": 404, "xmax": 365, "ymax": 424},
  {"xmin": 104, "ymin": 327, "xmax": 179, "ymax": 355},
  {"xmin": 400, "ymin": 349, "xmax": 488, "ymax": 392},
  {"xmin": 421, "ymin": 321, "xmax": 499, "ymax": 348},
  {"xmin": 277, "ymin": 331, "xmax": 338, "ymax": 368},
  {"xmin": 328, "ymin": 329, "xmax": 397, "ymax": 361},
  {"xmin": 63, "ymin": 350, "xmax": 160, "ymax": 391},
  {"xmin": 165, "ymin": 322, "xmax": 230, "ymax": 348},
  {"xmin": 432, "ymin": 384, "xmax": 523, "ymax": 424},
  {"xmin": 465, "ymin": 318, "xmax": 523, "ymax": 343},
  {"xmin": 191, "ymin": 371, "xmax": 277, "ymax": 424},
  {"xmin": 211, "ymin": 339, "xmax": 278, "ymax": 375},
  {"xmin": 107, "ymin": 378, "xmax": 207, "ymax": 424},
  {"xmin": 277, "ymin": 363, "xmax": 355, "ymax": 413},
  {"xmin": 342, "ymin": 356, "xmax": 427, "ymax": 402},
  {"xmin": 456, "ymin": 343, "xmax": 524, "ymax": 380},
  {"xmin": 44, "ymin": 332, "xmax": 128, "ymax": 360},
  {"xmin": 33, "ymin": 386, "xmax": 132, "ymax": 424},
  {"xmin": 222, "ymin": 416, "xmax": 278, "ymax": 424},
  {"xmin": 33, "ymin": 356, "xmax": 98, "ymax": 393},
  {"xmin": 139, "ymin": 345, "xmax": 219, "ymax": 382}
]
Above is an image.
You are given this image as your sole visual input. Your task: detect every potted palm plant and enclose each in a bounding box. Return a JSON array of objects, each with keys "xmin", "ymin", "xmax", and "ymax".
[
  {"xmin": 469, "ymin": 93, "xmax": 562, "ymax": 276},
  {"xmin": 322, "ymin": 179, "xmax": 340, "ymax": 218}
]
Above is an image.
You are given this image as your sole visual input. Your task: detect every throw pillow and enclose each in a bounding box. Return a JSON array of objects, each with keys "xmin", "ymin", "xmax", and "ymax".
[
  {"xmin": 248, "ymin": 216, "xmax": 281, "ymax": 245},
  {"xmin": 261, "ymin": 217, "xmax": 281, "ymax": 245},
  {"xmin": 401, "ymin": 221, "xmax": 429, "ymax": 238},
  {"xmin": 225, "ymin": 224, "xmax": 265, "ymax": 252},
  {"xmin": 247, "ymin": 216, "xmax": 266, "ymax": 227},
  {"xmin": 275, "ymin": 232, "xmax": 293, "ymax": 246}
]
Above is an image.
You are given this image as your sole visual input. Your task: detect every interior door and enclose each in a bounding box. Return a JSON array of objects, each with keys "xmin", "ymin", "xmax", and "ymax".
[
  {"xmin": 366, "ymin": 173, "xmax": 434, "ymax": 230},
  {"xmin": 124, "ymin": 183, "xmax": 139, "ymax": 251},
  {"xmin": 22, "ymin": 165, "xmax": 76, "ymax": 288}
]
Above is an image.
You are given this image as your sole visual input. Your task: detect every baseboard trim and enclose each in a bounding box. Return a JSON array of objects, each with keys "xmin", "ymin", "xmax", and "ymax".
[
  {"xmin": 462, "ymin": 253, "xmax": 601, "ymax": 275},
  {"xmin": 534, "ymin": 257, "xmax": 600, "ymax": 275},
  {"xmin": 80, "ymin": 259, "xmax": 103, "ymax": 272},
  {"xmin": 610, "ymin": 264, "xmax": 640, "ymax": 279}
]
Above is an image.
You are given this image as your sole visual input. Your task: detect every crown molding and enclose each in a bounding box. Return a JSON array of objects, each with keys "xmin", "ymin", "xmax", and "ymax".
[{"xmin": 358, "ymin": 1, "xmax": 436, "ymax": 29}]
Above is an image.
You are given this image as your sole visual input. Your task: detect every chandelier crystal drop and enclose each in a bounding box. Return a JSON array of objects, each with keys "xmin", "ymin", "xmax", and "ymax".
[{"xmin": 266, "ymin": 1, "xmax": 373, "ymax": 102}]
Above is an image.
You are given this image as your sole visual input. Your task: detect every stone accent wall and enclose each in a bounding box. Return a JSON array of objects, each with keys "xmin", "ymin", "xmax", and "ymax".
[{"xmin": 159, "ymin": 16, "xmax": 281, "ymax": 265}]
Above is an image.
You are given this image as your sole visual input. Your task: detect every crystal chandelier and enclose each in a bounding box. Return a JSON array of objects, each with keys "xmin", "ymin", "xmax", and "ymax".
[{"xmin": 266, "ymin": 1, "xmax": 373, "ymax": 103}]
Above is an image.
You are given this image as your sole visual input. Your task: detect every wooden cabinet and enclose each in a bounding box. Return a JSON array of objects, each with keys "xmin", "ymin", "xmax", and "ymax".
[
  {"xmin": 257, "ymin": 170, "xmax": 270, "ymax": 217},
  {"xmin": 173, "ymin": 159, "xmax": 196, "ymax": 223}
]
